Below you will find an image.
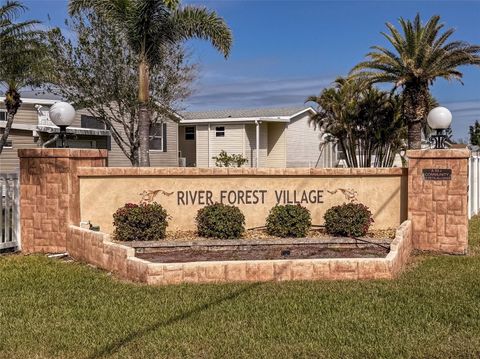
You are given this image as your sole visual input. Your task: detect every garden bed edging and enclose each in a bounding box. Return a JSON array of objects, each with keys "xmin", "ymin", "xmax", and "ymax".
[{"xmin": 66, "ymin": 220, "xmax": 412, "ymax": 285}]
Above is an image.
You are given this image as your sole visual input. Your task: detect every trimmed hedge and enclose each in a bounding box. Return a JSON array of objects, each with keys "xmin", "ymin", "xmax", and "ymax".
[
  {"xmin": 324, "ymin": 202, "xmax": 374, "ymax": 237},
  {"xmin": 196, "ymin": 203, "xmax": 245, "ymax": 239},
  {"xmin": 113, "ymin": 202, "xmax": 168, "ymax": 241},
  {"xmin": 266, "ymin": 204, "xmax": 312, "ymax": 238}
]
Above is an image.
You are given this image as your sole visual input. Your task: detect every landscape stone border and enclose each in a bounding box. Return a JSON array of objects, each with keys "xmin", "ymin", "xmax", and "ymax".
[{"xmin": 67, "ymin": 220, "xmax": 412, "ymax": 285}]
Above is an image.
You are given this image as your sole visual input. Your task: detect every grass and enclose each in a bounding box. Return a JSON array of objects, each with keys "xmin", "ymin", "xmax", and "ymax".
[{"xmin": 1, "ymin": 220, "xmax": 480, "ymax": 358}]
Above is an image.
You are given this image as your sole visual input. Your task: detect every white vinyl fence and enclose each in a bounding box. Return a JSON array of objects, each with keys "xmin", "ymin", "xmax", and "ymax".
[
  {"xmin": 0, "ymin": 173, "xmax": 20, "ymax": 251},
  {"xmin": 469, "ymin": 155, "xmax": 480, "ymax": 219}
]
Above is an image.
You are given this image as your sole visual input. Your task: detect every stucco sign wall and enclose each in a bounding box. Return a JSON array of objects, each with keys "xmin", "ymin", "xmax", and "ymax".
[{"xmin": 78, "ymin": 168, "xmax": 408, "ymax": 234}]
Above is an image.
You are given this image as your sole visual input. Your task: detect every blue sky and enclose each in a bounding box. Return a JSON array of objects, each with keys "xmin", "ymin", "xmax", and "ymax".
[{"xmin": 23, "ymin": 0, "xmax": 480, "ymax": 140}]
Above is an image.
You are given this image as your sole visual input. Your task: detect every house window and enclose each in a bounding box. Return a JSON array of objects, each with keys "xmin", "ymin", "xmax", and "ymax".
[
  {"xmin": 185, "ymin": 126, "xmax": 195, "ymax": 140},
  {"xmin": 150, "ymin": 122, "xmax": 167, "ymax": 152},
  {"xmin": 80, "ymin": 115, "xmax": 111, "ymax": 150},
  {"xmin": 0, "ymin": 110, "xmax": 6, "ymax": 122},
  {"xmin": 215, "ymin": 126, "xmax": 225, "ymax": 137},
  {"xmin": 81, "ymin": 115, "xmax": 105, "ymax": 129}
]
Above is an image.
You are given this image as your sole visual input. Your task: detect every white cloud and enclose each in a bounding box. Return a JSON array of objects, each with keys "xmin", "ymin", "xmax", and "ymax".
[
  {"xmin": 440, "ymin": 99, "xmax": 480, "ymax": 140},
  {"xmin": 186, "ymin": 75, "xmax": 333, "ymax": 110}
]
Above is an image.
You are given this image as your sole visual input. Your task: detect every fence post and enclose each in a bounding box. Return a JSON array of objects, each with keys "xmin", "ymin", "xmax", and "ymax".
[
  {"xmin": 468, "ymin": 157, "xmax": 472, "ymax": 219},
  {"xmin": 18, "ymin": 149, "xmax": 108, "ymax": 253}
]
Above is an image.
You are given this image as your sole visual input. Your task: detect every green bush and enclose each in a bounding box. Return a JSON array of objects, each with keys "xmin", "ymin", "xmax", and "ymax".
[
  {"xmin": 324, "ymin": 202, "xmax": 374, "ymax": 237},
  {"xmin": 113, "ymin": 202, "xmax": 168, "ymax": 241},
  {"xmin": 196, "ymin": 203, "xmax": 245, "ymax": 239},
  {"xmin": 266, "ymin": 204, "xmax": 312, "ymax": 238},
  {"xmin": 212, "ymin": 150, "xmax": 248, "ymax": 167}
]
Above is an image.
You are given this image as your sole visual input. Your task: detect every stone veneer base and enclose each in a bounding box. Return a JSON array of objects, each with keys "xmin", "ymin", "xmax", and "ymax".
[{"xmin": 67, "ymin": 220, "xmax": 412, "ymax": 285}]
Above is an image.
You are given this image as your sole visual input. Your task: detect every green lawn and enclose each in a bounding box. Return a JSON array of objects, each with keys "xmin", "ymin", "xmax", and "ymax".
[{"xmin": 1, "ymin": 221, "xmax": 480, "ymax": 359}]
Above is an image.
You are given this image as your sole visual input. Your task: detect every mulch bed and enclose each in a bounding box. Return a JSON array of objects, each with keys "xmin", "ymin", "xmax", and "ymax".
[
  {"xmin": 120, "ymin": 230, "xmax": 393, "ymax": 263},
  {"xmin": 116, "ymin": 228, "xmax": 395, "ymax": 263},
  {"xmin": 136, "ymin": 243, "xmax": 389, "ymax": 263}
]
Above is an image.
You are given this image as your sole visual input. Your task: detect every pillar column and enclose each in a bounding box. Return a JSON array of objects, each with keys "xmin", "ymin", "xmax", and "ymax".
[
  {"xmin": 18, "ymin": 148, "xmax": 108, "ymax": 253},
  {"xmin": 407, "ymin": 149, "xmax": 470, "ymax": 254}
]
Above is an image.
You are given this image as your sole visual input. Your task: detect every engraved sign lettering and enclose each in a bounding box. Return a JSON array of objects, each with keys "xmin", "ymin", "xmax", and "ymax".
[{"xmin": 423, "ymin": 169, "xmax": 452, "ymax": 181}]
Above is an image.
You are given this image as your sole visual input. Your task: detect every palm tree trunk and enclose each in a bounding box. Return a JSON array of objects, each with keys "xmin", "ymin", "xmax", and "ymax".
[
  {"xmin": 138, "ymin": 59, "xmax": 151, "ymax": 167},
  {"xmin": 0, "ymin": 87, "xmax": 21, "ymax": 155},
  {"xmin": 404, "ymin": 82, "xmax": 429, "ymax": 149}
]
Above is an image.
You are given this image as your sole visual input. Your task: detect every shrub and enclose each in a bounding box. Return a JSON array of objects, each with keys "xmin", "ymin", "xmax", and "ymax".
[
  {"xmin": 196, "ymin": 203, "xmax": 245, "ymax": 239},
  {"xmin": 266, "ymin": 204, "xmax": 312, "ymax": 238},
  {"xmin": 113, "ymin": 202, "xmax": 168, "ymax": 241},
  {"xmin": 324, "ymin": 202, "xmax": 374, "ymax": 237},
  {"xmin": 212, "ymin": 150, "xmax": 248, "ymax": 167}
]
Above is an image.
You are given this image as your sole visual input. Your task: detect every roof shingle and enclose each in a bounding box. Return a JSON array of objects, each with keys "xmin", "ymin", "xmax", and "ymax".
[{"xmin": 180, "ymin": 106, "xmax": 313, "ymax": 120}]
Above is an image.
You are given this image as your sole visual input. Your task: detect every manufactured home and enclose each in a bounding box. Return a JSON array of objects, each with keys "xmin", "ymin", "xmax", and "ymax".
[
  {"xmin": 178, "ymin": 107, "xmax": 339, "ymax": 168},
  {"xmin": 0, "ymin": 96, "xmax": 178, "ymax": 172},
  {"xmin": 1, "ymin": 95, "xmax": 344, "ymax": 171}
]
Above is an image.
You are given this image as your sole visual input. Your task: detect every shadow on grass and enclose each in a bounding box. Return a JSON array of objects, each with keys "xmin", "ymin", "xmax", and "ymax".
[{"xmin": 86, "ymin": 282, "xmax": 261, "ymax": 359}]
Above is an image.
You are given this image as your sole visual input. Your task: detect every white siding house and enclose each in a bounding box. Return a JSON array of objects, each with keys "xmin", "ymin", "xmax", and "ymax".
[{"xmin": 178, "ymin": 107, "xmax": 341, "ymax": 168}]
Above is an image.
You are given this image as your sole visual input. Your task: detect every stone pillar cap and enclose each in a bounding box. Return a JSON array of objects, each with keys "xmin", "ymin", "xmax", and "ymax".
[
  {"xmin": 407, "ymin": 148, "xmax": 470, "ymax": 159},
  {"xmin": 18, "ymin": 148, "xmax": 108, "ymax": 158}
]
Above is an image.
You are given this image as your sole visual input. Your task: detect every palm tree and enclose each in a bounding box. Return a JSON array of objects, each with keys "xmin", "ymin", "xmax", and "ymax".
[
  {"xmin": 0, "ymin": 1, "xmax": 46, "ymax": 154},
  {"xmin": 351, "ymin": 14, "xmax": 480, "ymax": 149},
  {"xmin": 307, "ymin": 77, "xmax": 406, "ymax": 168},
  {"xmin": 307, "ymin": 77, "xmax": 366, "ymax": 167},
  {"xmin": 69, "ymin": 0, "xmax": 232, "ymax": 166}
]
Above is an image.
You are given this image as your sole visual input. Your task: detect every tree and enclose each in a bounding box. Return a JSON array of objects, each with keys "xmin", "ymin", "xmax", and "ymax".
[
  {"xmin": 45, "ymin": 11, "xmax": 195, "ymax": 166},
  {"xmin": 307, "ymin": 77, "xmax": 406, "ymax": 168},
  {"xmin": 0, "ymin": 1, "xmax": 46, "ymax": 154},
  {"xmin": 351, "ymin": 14, "xmax": 480, "ymax": 149},
  {"xmin": 470, "ymin": 121, "xmax": 480, "ymax": 146},
  {"xmin": 445, "ymin": 127, "xmax": 456, "ymax": 145},
  {"xmin": 69, "ymin": 0, "xmax": 232, "ymax": 166}
]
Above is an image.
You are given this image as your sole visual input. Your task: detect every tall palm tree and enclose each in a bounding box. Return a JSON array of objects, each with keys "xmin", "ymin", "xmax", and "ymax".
[
  {"xmin": 0, "ymin": 1, "xmax": 46, "ymax": 154},
  {"xmin": 351, "ymin": 14, "xmax": 480, "ymax": 149},
  {"xmin": 69, "ymin": 0, "xmax": 232, "ymax": 166}
]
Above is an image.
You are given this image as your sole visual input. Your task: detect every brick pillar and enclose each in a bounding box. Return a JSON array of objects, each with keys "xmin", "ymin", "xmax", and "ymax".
[
  {"xmin": 18, "ymin": 149, "xmax": 108, "ymax": 253},
  {"xmin": 407, "ymin": 149, "xmax": 470, "ymax": 254}
]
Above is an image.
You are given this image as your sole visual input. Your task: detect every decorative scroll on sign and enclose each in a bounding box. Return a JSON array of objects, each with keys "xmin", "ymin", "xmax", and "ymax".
[{"xmin": 422, "ymin": 168, "xmax": 452, "ymax": 181}]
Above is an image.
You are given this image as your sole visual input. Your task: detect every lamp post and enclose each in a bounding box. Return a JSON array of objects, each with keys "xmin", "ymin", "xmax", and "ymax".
[
  {"xmin": 48, "ymin": 102, "xmax": 76, "ymax": 148},
  {"xmin": 427, "ymin": 106, "xmax": 452, "ymax": 149}
]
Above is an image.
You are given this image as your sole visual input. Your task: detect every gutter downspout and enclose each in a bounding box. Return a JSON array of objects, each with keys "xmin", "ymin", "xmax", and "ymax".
[
  {"xmin": 255, "ymin": 120, "xmax": 260, "ymax": 168},
  {"xmin": 207, "ymin": 123, "xmax": 211, "ymax": 167}
]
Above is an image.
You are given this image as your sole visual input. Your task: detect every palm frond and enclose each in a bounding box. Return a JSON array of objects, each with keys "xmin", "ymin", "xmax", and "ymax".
[
  {"xmin": 171, "ymin": 6, "xmax": 232, "ymax": 58},
  {"xmin": 352, "ymin": 13, "xmax": 480, "ymax": 86},
  {"xmin": 69, "ymin": 0, "xmax": 130, "ymax": 23},
  {"xmin": 0, "ymin": 0, "xmax": 47, "ymax": 90},
  {"xmin": 0, "ymin": 1, "xmax": 26, "ymax": 21}
]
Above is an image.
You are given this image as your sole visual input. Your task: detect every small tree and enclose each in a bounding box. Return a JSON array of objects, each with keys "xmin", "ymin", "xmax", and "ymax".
[
  {"xmin": 46, "ymin": 12, "xmax": 195, "ymax": 166},
  {"xmin": 470, "ymin": 121, "xmax": 480, "ymax": 146},
  {"xmin": 0, "ymin": 1, "xmax": 47, "ymax": 154}
]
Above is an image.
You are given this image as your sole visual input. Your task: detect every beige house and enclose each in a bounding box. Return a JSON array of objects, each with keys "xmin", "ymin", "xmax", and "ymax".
[
  {"xmin": 0, "ymin": 96, "xmax": 178, "ymax": 172},
  {"xmin": 178, "ymin": 107, "xmax": 339, "ymax": 168}
]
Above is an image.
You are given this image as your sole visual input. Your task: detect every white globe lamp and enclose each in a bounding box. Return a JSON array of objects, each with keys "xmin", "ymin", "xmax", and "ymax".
[
  {"xmin": 49, "ymin": 102, "xmax": 76, "ymax": 148},
  {"xmin": 427, "ymin": 106, "xmax": 452, "ymax": 149}
]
